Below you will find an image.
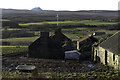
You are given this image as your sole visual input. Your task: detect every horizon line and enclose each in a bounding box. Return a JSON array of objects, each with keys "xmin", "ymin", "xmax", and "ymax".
[{"xmin": 1, "ymin": 8, "xmax": 118, "ymax": 11}]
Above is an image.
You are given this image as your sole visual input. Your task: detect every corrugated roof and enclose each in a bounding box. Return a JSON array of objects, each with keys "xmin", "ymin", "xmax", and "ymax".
[{"xmin": 99, "ymin": 32, "xmax": 120, "ymax": 55}]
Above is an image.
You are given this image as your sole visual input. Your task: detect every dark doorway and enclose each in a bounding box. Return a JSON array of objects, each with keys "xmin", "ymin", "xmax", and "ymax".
[
  {"xmin": 105, "ymin": 50, "xmax": 107, "ymax": 65},
  {"xmin": 113, "ymin": 54, "xmax": 115, "ymax": 61},
  {"xmin": 92, "ymin": 47, "xmax": 94, "ymax": 61},
  {"xmin": 96, "ymin": 50, "xmax": 100, "ymax": 62},
  {"xmin": 96, "ymin": 50, "xmax": 97, "ymax": 61}
]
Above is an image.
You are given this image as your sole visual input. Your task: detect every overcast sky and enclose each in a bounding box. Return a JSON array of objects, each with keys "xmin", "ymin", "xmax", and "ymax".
[{"xmin": 0, "ymin": 0, "xmax": 119, "ymax": 11}]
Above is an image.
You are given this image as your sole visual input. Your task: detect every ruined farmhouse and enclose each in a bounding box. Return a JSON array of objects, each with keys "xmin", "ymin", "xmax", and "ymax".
[
  {"xmin": 28, "ymin": 28, "xmax": 73, "ymax": 59},
  {"xmin": 93, "ymin": 32, "xmax": 120, "ymax": 70}
]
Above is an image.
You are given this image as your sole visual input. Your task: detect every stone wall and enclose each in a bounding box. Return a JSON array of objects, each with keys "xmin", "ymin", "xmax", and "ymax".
[
  {"xmin": 94, "ymin": 46, "xmax": 119, "ymax": 70},
  {"xmin": 119, "ymin": 57, "xmax": 120, "ymax": 70}
]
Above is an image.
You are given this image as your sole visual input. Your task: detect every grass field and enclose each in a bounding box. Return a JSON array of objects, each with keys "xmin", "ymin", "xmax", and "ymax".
[
  {"xmin": 0, "ymin": 19, "xmax": 10, "ymax": 21},
  {"xmin": 63, "ymin": 28, "xmax": 119, "ymax": 40},
  {"xmin": 2, "ymin": 28, "xmax": 22, "ymax": 31},
  {"xmin": 19, "ymin": 20, "xmax": 117, "ymax": 26},
  {"xmin": 2, "ymin": 27, "xmax": 119, "ymax": 54},
  {"xmin": 2, "ymin": 36, "xmax": 39, "ymax": 43},
  {"xmin": 2, "ymin": 28, "xmax": 119, "ymax": 42},
  {"xmin": 2, "ymin": 46, "xmax": 28, "ymax": 54}
]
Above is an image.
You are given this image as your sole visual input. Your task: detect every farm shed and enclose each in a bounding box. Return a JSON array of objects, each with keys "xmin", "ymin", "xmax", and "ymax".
[
  {"xmin": 65, "ymin": 50, "xmax": 81, "ymax": 60},
  {"xmin": 28, "ymin": 28, "xmax": 73, "ymax": 59},
  {"xmin": 93, "ymin": 32, "xmax": 120, "ymax": 70},
  {"xmin": 77, "ymin": 34, "xmax": 98, "ymax": 51}
]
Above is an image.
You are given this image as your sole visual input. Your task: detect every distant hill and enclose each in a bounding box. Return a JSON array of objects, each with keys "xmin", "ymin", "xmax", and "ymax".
[
  {"xmin": 2, "ymin": 9, "xmax": 118, "ymax": 23},
  {"xmin": 32, "ymin": 7, "xmax": 42, "ymax": 11}
]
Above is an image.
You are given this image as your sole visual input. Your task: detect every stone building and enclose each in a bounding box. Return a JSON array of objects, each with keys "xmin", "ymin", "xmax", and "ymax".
[
  {"xmin": 93, "ymin": 32, "xmax": 120, "ymax": 70},
  {"xmin": 28, "ymin": 28, "xmax": 73, "ymax": 59},
  {"xmin": 77, "ymin": 34, "xmax": 98, "ymax": 51}
]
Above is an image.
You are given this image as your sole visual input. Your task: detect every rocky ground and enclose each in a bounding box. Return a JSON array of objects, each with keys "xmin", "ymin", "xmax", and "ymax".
[{"xmin": 2, "ymin": 52, "xmax": 120, "ymax": 79}]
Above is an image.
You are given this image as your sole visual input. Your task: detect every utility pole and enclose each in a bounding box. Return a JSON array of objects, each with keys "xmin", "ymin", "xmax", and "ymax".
[{"xmin": 57, "ymin": 14, "xmax": 59, "ymax": 26}]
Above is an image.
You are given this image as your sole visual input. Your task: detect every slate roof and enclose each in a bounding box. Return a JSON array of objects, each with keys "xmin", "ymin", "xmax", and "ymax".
[{"xmin": 99, "ymin": 32, "xmax": 120, "ymax": 55}]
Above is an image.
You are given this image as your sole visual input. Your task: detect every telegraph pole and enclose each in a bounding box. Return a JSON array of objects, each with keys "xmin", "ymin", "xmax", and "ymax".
[{"xmin": 57, "ymin": 14, "xmax": 59, "ymax": 26}]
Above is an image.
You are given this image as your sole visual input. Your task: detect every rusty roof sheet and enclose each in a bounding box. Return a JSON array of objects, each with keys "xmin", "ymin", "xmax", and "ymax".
[{"xmin": 77, "ymin": 35, "xmax": 91, "ymax": 42}]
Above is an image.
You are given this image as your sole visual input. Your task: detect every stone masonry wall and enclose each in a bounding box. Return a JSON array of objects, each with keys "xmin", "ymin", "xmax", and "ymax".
[{"xmin": 94, "ymin": 46, "xmax": 119, "ymax": 70}]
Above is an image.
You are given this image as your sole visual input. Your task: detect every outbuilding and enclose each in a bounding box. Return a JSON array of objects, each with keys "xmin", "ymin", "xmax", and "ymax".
[{"xmin": 77, "ymin": 34, "xmax": 98, "ymax": 52}]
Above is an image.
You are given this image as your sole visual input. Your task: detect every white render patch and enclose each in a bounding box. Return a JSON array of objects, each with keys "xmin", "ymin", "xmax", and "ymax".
[{"xmin": 65, "ymin": 50, "xmax": 81, "ymax": 60}]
